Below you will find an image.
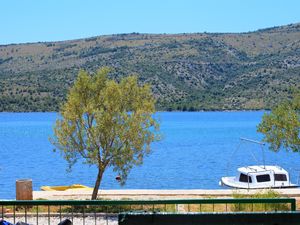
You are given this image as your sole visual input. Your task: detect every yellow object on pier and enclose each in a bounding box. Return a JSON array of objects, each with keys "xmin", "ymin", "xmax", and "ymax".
[{"xmin": 40, "ymin": 184, "xmax": 92, "ymax": 191}]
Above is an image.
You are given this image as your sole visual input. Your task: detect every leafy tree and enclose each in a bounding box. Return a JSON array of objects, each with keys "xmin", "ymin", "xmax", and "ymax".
[
  {"xmin": 51, "ymin": 67, "xmax": 160, "ymax": 200},
  {"xmin": 257, "ymin": 91, "xmax": 300, "ymax": 152}
]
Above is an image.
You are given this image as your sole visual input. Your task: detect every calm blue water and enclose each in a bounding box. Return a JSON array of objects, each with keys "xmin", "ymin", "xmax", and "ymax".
[{"xmin": 0, "ymin": 112, "xmax": 299, "ymax": 199}]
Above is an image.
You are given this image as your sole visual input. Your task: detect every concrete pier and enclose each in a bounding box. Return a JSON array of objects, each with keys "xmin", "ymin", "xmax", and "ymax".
[{"xmin": 33, "ymin": 188, "xmax": 300, "ymax": 200}]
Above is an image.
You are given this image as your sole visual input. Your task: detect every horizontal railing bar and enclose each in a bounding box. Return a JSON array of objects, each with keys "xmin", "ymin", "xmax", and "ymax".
[
  {"xmin": 0, "ymin": 198, "xmax": 295, "ymax": 206},
  {"xmin": 3, "ymin": 213, "xmax": 116, "ymax": 217}
]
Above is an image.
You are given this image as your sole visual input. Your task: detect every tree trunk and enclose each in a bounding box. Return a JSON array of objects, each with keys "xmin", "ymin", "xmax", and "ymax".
[{"xmin": 91, "ymin": 168, "xmax": 103, "ymax": 200}]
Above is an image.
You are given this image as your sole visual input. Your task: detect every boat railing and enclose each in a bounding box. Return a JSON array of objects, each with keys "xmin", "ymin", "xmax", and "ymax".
[{"xmin": 0, "ymin": 198, "xmax": 296, "ymax": 225}]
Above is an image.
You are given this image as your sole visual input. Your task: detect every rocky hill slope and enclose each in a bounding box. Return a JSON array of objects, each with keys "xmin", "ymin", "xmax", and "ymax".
[{"xmin": 0, "ymin": 23, "xmax": 300, "ymax": 111}]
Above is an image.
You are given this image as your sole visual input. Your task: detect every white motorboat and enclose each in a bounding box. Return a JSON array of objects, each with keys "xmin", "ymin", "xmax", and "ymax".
[
  {"xmin": 220, "ymin": 138, "xmax": 299, "ymax": 189},
  {"xmin": 220, "ymin": 165, "xmax": 299, "ymax": 189}
]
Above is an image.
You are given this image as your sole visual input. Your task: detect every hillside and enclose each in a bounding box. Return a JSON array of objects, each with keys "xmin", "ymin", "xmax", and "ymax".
[{"xmin": 0, "ymin": 23, "xmax": 300, "ymax": 111}]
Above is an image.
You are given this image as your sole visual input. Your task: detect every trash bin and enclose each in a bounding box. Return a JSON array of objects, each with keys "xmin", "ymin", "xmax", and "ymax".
[{"xmin": 16, "ymin": 179, "xmax": 33, "ymax": 200}]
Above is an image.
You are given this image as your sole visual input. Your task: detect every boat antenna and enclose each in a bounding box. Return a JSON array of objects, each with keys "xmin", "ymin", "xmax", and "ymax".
[
  {"xmin": 240, "ymin": 137, "xmax": 266, "ymax": 168},
  {"xmin": 226, "ymin": 141, "xmax": 243, "ymax": 176}
]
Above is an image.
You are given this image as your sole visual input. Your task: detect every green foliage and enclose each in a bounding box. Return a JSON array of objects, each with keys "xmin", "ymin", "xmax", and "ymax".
[
  {"xmin": 232, "ymin": 190, "xmax": 289, "ymax": 212},
  {"xmin": 257, "ymin": 91, "xmax": 300, "ymax": 152},
  {"xmin": 51, "ymin": 67, "xmax": 160, "ymax": 199}
]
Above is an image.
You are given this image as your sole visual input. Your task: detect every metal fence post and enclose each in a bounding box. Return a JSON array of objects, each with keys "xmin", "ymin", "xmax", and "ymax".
[{"xmin": 291, "ymin": 199, "xmax": 296, "ymax": 211}]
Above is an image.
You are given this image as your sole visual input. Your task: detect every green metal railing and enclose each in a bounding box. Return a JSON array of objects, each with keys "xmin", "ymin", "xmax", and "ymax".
[{"xmin": 0, "ymin": 198, "xmax": 296, "ymax": 225}]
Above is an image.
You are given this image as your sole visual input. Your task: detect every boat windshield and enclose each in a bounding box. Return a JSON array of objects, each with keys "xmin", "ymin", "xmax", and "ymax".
[
  {"xmin": 275, "ymin": 174, "xmax": 287, "ymax": 181},
  {"xmin": 239, "ymin": 173, "xmax": 252, "ymax": 183}
]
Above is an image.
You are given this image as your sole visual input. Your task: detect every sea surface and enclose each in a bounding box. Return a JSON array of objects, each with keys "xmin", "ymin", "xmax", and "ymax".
[{"xmin": 0, "ymin": 111, "xmax": 299, "ymax": 199}]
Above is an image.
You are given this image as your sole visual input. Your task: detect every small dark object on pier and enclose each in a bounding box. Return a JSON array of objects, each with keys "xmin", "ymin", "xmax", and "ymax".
[{"xmin": 57, "ymin": 219, "xmax": 72, "ymax": 225}]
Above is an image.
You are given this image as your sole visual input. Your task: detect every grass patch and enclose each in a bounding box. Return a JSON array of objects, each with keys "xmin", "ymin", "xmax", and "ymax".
[{"xmin": 231, "ymin": 189, "xmax": 290, "ymax": 212}]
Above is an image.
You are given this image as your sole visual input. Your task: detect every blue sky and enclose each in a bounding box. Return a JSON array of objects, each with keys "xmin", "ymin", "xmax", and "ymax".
[{"xmin": 1, "ymin": 0, "xmax": 300, "ymax": 44}]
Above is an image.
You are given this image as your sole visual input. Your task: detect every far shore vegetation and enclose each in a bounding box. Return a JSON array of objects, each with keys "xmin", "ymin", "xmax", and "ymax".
[{"xmin": 0, "ymin": 24, "xmax": 300, "ymax": 112}]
